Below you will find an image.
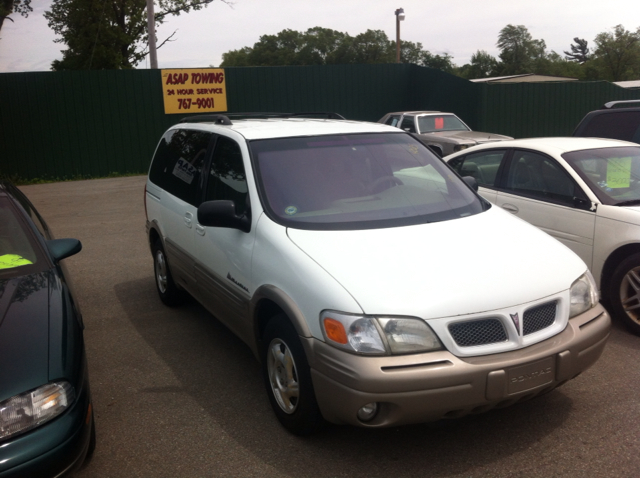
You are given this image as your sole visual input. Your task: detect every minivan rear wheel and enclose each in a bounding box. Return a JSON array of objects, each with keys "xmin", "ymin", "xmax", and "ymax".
[
  {"xmin": 152, "ymin": 239, "xmax": 185, "ymax": 307},
  {"xmin": 610, "ymin": 253, "xmax": 640, "ymax": 335},
  {"xmin": 262, "ymin": 314, "xmax": 324, "ymax": 435}
]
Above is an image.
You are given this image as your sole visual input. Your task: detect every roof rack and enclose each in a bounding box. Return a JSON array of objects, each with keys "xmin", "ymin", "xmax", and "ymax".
[
  {"xmin": 178, "ymin": 112, "xmax": 345, "ymax": 125},
  {"xmin": 179, "ymin": 114, "xmax": 233, "ymax": 125},
  {"xmin": 602, "ymin": 100, "xmax": 640, "ymax": 109}
]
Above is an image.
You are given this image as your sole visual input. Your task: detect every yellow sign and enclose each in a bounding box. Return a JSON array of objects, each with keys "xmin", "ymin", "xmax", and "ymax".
[
  {"xmin": 161, "ymin": 68, "xmax": 227, "ymax": 114},
  {"xmin": 607, "ymin": 157, "xmax": 632, "ymax": 188}
]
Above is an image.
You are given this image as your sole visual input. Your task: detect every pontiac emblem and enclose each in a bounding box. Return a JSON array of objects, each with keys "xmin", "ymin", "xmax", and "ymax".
[{"xmin": 510, "ymin": 313, "xmax": 520, "ymax": 332}]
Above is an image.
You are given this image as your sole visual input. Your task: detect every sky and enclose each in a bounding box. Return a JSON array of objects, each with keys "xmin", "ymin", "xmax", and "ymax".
[{"xmin": 0, "ymin": 0, "xmax": 638, "ymax": 72}]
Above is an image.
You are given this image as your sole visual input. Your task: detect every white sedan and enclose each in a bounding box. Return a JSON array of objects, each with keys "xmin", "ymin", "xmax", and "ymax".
[{"xmin": 446, "ymin": 137, "xmax": 640, "ymax": 335}]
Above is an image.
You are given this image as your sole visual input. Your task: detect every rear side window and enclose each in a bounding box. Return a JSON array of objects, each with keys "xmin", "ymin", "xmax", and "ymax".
[
  {"xmin": 577, "ymin": 111, "xmax": 640, "ymax": 143},
  {"xmin": 205, "ymin": 136, "xmax": 248, "ymax": 215},
  {"xmin": 149, "ymin": 129, "xmax": 212, "ymax": 206}
]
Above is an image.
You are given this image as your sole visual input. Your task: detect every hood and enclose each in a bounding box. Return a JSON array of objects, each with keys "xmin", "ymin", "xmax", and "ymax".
[
  {"xmin": 287, "ymin": 207, "xmax": 586, "ymax": 319},
  {"xmin": 0, "ymin": 272, "xmax": 50, "ymax": 401},
  {"xmin": 426, "ymin": 130, "xmax": 512, "ymax": 144}
]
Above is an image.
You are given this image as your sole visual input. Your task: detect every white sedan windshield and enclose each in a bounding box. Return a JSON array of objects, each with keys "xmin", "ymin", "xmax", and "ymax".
[{"xmin": 563, "ymin": 146, "xmax": 640, "ymax": 205}]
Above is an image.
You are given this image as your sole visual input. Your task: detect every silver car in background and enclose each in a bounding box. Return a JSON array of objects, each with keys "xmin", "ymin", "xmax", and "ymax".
[{"xmin": 379, "ymin": 111, "xmax": 512, "ymax": 157}]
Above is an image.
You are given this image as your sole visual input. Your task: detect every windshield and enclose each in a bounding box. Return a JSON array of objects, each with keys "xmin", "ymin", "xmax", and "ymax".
[
  {"xmin": 0, "ymin": 197, "xmax": 47, "ymax": 278},
  {"xmin": 250, "ymin": 133, "xmax": 485, "ymax": 230},
  {"xmin": 418, "ymin": 115, "xmax": 470, "ymax": 133},
  {"xmin": 563, "ymin": 146, "xmax": 640, "ymax": 205}
]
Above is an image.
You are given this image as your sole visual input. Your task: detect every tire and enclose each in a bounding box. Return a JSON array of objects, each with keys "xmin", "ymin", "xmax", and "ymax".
[
  {"xmin": 610, "ymin": 253, "xmax": 640, "ymax": 335},
  {"xmin": 152, "ymin": 239, "xmax": 186, "ymax": 307},
  {"xmin": 262, "ymin": 314, "xmax": 324, "ymax": 435}
]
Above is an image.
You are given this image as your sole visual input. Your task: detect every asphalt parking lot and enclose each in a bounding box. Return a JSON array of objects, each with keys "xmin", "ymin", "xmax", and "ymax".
[{"xmin": 20, "ymin": 176, "xmax": 640, "ymax": 478}]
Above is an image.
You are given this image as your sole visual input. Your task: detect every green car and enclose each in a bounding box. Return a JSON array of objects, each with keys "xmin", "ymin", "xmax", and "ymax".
[{"xmin": 0, "ymin": 181, "xmax": 95, "ymax": 477}]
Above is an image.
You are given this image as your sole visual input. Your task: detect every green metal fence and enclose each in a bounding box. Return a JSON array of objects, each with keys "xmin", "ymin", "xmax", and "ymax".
[{"xmin": 1, "ymin": 65, "xmax": 640, "ymax": 181}]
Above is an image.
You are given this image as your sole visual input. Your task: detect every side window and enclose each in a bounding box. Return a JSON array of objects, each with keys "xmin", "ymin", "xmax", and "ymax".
[
  {"xmin": 580, "ymin": 111, "xmax": 640, "ymax": 143},
  {"xmin": 399, "ymin": 116, "xmax": 416, "ymax": 133},
  {"xmin": 149, "ymin": 129, "xmax": 212, "ymax": 206},
  {"xmin": 505, "ymin": 150, "xmax": 578, "ymax": 204},
  {"xmin": 205, "ymin": 136, "xmax": 248, "ymax": 215},
  {"xmin": 450, "ymin": 150, "xmax": 506, "ymax": 188},
  {"xmin": 384, "ymin": 115, "xmax": 401, "ymax": 127}
]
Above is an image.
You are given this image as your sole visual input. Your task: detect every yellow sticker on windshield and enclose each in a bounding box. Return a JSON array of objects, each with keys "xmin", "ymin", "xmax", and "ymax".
[
  {"xmin": 607, "ymin": 157, "xmax": 632, "ymax": 188},
  {"xmin": 0, "ymin": 254, "xmax": 33, "ymax": 270}
]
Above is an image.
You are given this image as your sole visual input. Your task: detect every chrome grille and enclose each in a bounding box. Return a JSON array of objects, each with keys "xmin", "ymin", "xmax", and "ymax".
[
  {"xmin": 523, "ymin": 301, "xmax": 557, "ymax": 335},
  {"xmin": 448, "ymin": 318, "xmax": 508, "ymax": 347}
]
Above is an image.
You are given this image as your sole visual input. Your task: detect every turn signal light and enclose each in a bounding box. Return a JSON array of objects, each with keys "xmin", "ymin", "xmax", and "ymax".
[{"xmin": 323, "ymin": 318, "xmax": 348, "ymax": 344}]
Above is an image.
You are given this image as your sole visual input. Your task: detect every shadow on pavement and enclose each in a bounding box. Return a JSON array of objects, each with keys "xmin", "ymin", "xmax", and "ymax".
[{"xmin": 114, "ymin": 277, "xmax": 574, "ymax": 478}]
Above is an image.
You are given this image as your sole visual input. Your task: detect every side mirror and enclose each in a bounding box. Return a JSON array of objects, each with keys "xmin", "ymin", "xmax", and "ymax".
[
  {"xmin": 47, "ymin": 238, "xmax": 82, "ymax": 262},
  {"xmin": 197, "ymin": 200, "xmax": 251, "ymax": 233},
  {"xmin": 462, "ymin": 176, "xmax": 479, "ymax": 192}
]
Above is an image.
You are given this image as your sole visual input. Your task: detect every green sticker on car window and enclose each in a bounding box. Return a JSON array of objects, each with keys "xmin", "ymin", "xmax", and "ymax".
[
  {"xmin": 607, "ymin": 157, "xmax": 632, "ymax": 188},
  {"xmin": 0, "ymin": 254, "xmax": 33, "ymax": 269}
]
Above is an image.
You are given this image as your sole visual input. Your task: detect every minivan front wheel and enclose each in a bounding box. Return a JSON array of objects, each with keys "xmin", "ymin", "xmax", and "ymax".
[
  {"xmin": 610, "ymin": 253, "xmax": 640, "ymax": 335},
  {"xmin": 152, "ymin": 239, "xmax": 185, "ymax": 307},
  {"xmin": 262, "ymin": 315, "xmax": 324, "ymax": 435}
]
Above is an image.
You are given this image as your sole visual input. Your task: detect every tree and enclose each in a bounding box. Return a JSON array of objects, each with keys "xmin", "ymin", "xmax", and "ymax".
[
  {"xmin": 564, "ymin": 37, "xmax": 590, "ymax": 63},
  {"xmin": 44, "ymin": 0, "xmax": 227, "ymax": 70},
  {"xmin": 0, "ymin": 0, "xmax": 31, "ymax": 33},
  {"xmin": 219, "ymin": 27, "xmax": 455, "ymax": 73},
  {"xmin": 496, "ymin": 24, "xmax": 546, "ymax": 75},
  {"xmin": 458, "ymin": 50, "xmax": 500, "ymax": 78},
  {"xmin": 591, "ymin": 24, "xmax": 640, "ymax": 81}
]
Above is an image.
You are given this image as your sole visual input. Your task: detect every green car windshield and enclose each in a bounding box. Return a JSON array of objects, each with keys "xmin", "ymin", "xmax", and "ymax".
[
  {"xmin": 250, "ymin": 132, "xmax": 485, "ymax": 230},
  {"xmin": 0, "ymin": 198, "xmax": 46, "ymax": 278},
  {"xmin": 563, "ymin": 146, "xmax": 640, "ymax": 205}
]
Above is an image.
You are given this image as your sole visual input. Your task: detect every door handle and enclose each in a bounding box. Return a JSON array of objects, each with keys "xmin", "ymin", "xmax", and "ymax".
[
  {"xmin": 184, "ymin": 212, "xmax": 193, "ymax": 228},
  {"xmin": 501, "ymin": 203, "xmax": 519, "ymax": 214},
  {"xmin": 196, "ymin": 224, "xmax": 205, "ymax": 236}
]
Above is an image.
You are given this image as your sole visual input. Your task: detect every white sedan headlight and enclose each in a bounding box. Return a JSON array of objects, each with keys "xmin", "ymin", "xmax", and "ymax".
[
  {"xmin": 570, "ymin": 271, "xmax": 599, "ymax": 318},
  {"xmin": 0, "ymin": 382, "xmax": 75, "ymax": 440},
  {"xmin": 321, "ymin": 311, "xmax": 443, "ymax": 355}
]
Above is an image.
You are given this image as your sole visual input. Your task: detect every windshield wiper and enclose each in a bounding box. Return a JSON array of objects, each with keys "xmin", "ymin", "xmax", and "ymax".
[{"xmin": 615, "ymin": 199, "xmax": 640, "ymax": 206}]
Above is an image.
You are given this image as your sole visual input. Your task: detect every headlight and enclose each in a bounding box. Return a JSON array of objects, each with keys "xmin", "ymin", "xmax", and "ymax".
[
  {"xmin": 569, "ymin": 271, "xmax": 599, "ymax": 318},
  {"xmin": 321, "ymin": 311, "xmax": 443, "ymax": 355},
  {"xmin": 453, "ymin": 144, "xmax": 472, "ymax": 152},
  {"xmin": 0, "ymin": 382, "xmax": 75, "ymax": 440}
]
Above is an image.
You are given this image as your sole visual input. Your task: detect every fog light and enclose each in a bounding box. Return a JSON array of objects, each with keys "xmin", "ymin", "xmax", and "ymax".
[{"xmin": 357, "ymin": 402, "xmax": 378, "ymax": 422}]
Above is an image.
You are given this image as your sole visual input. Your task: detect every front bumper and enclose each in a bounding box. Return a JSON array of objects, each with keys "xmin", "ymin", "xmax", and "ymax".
[{"xmin": 304, "ymin": 304, "xmax": 610, "ymax": 427}]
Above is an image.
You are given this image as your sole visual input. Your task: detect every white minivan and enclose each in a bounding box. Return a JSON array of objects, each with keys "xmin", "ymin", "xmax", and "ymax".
[{"xmin": 145, "ymin": 114, "xmax": 610, "ymax": 434}]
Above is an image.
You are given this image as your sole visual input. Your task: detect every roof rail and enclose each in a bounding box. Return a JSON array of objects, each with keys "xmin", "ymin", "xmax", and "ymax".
[
  {"xmin": 225, "ymin": 112, "xmax": 346, "ymax": 120},
  {"xmin": 179, "ymin": 114, "xmax": 233, "ymax": 125},
  {"xmin": 602, "ymin": 100, "xmax": 640, "ymax": 109},
  {"xmin": 179, "ymin": 112, "xmax": 346, "ymax": 124}
]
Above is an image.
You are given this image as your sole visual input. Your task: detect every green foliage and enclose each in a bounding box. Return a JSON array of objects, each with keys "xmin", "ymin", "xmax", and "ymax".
[
  {"xmin": 496, "ymin": 24, "xmax": 547, "ymax": 75},
  {"xmin": 44, "ymin": 0, "xmax": 223, "ymax": 70},
  {"xmin": 219, "ymin": 27, "xmax": 453, "ymax": 71},
  {"xmin": 591, "ymin": 25, "xmax": 640, "ymax": 81},
  {"xmin": 456, "ymin": 50, "xmax": 499, "ymax": 79},
  {"xmin": 564, "ymin": 38, "xmax": 590, "ymax": 63},
  {"xmin": 0, "ymin": 0, "xmax": 31, "ymax": 32}
]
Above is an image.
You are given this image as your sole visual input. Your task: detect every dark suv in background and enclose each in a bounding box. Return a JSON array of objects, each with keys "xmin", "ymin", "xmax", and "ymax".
[{"xmin": 573, "ymin": 100, "xmax": 640, "ymax": 143}]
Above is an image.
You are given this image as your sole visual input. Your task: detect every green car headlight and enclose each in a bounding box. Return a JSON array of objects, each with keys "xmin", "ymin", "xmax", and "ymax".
[{"xmin": 0, "ymin": 382, "xmax": 75, "ymax": 440}]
